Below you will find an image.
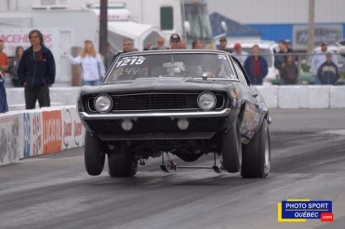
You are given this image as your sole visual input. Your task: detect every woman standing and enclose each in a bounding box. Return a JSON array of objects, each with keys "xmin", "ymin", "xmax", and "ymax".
[
  {"xmin": 8, "ymin": 46, "xmax": 24, "ymax": 87},
  {"xmin": 65, "ymin": 40, "xmax": 105, "ymax": 86}
]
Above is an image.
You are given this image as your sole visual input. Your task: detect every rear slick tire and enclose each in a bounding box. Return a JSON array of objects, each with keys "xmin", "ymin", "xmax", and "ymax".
[
  {"xmin": 108, "ymin": 152, "xmax": 138, "ymax": 177},
  {"xmin": 241, "ymin": 120, "xmax": 271, "ymax": 178},
  {"xmin": 84, "ymin": 132, "xmax": 105, "ymax": 176}
]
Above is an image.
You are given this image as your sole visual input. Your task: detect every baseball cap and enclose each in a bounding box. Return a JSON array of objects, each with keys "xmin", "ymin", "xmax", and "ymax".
[
  {"xmin": 234, "ymin": 43, "xmax": 241, "ymax": 49},
  {"xmin": 219, "ymin": 37, "xmax": 227, "ymax": 42},
  {"xmin": 326, "ymin": 51, "xmax": 332, "ymax": 56},
  {"xmin": 285, "ymin": 39, "xmax": 291, "ymax": 43},
  {"xmin": 321, "ymin": 41, "xmax": 328, "ymax": 46},
  {"xmin": 170, "ymin": 33, "xmax": 181, "ymax": 42}
]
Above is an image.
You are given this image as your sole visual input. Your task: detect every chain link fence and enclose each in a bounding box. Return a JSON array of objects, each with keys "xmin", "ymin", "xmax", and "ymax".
[{"xmin": 234, "ymin": 52, "xmax": 345, "ymax": 85}]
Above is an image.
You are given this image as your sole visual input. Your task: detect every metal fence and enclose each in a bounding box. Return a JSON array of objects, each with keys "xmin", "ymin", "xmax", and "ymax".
[{"xmin": 233, "ymin": 52, "xmax": 345, "ymax": 85}]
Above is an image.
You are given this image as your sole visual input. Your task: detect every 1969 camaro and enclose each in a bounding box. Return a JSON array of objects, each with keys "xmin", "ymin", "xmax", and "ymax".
[{"xmin": 77, "ymin": 49, "xmax": 271, "ymax": 178}]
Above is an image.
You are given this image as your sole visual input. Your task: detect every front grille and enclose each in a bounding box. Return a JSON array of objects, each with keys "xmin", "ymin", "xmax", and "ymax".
[{"xmin": 87, "ymin": 92, "xmax": 225, "ymax": 112}]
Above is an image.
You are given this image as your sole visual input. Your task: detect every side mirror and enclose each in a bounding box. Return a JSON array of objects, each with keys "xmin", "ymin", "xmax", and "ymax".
[
  {"xmin": 221, "ymin": 21, "xmax": 228, "ymax": 33},
  {"xmin": 184, "ymin": 21, "xmax": 191, "ymax": 34}
]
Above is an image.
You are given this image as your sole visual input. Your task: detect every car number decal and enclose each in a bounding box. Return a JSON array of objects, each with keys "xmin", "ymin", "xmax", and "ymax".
[
  {"xmin": 115, "ymin": 56, "xmax": 145, "ymax": 67},
  {"xmin": 218, "ymin": 54, "xmax": 227, "ymax": 60},
  {"xmin": 111, "ymin": 67, "xmax": 140, "ymax": 80}
]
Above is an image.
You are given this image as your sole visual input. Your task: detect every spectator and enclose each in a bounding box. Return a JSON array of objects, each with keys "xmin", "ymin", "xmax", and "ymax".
[
  {"xmin": 274, "ymin": 40, "xmax": 291, "ymax": 85},
  {"xmin": 112, "ymin": 38, "xmax": 134, "ymax": 62},
  {"xmin": 0, "ymin": 71, "xmax": 8, "ymax": 113},
  {"xmin": 0, "ymin": 39, "xmax": 8, "ymax": 77},
  {"xmin": 310, "ymin": 41, "xmax": 338, "ymax": 85},
  {"xmin": 192, "ymin": 39, "xmax": 204, "ymax": 49},
  {"xmin": 218, "ymin": 37, "xmax": 231, "ymax": 53},
  {"xmin": 232, "ymin": 43, "xmax": 248, "ymax": 66},
  {"xmin": 180, "ymin": 39, "xmax": 187, "ymax": 49},
  {"xmin": 243, "ymin": 44, "xmax": 268, "ymax": 85},
  {"xmin": 144, "ymin": 42, "xmax": 154, "ymax": 51},
  {"xmin": 8, "ymin": 46, "xmax": 24, "ymax": 87},
  {"xmin": 65, "ymin": 40, "xmax": 105, "ymax": 86},
  {"xmin": 18, "ymin": 29, "xmax": 56, "ymax": 109},
  {"xmin": 155, "ymin": 37, "xmax": 168, "ymax": 50},
  {"xmin": 104, "ymin": 42, "xmax": 114, "ymax": 71},
  {"xmin": 317, "ymin": 52, "xmax": 340, "ymax": 85},
  {"xmin": 170, "ymin": 33, "xmax": 181, "ymax": 49},
  {"xmin": 285, "ymin": 39, "xmax": 293, "ymax": 52},
  {"xmin": 281, "ymin": 54, "xmax": 299, "ymax": 85}
]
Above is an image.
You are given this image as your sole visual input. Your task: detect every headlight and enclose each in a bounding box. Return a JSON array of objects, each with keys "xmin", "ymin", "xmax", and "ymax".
[
  {"xmin": 197, "ymin": 92, "xmax": 217, "ymax": 111},
  {"xmin": 94, "ymin": 94, "xmax": 113, "ymax": 113}
]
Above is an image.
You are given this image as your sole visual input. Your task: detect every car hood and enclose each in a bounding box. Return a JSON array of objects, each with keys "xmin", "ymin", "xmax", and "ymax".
[{"xmin": 82, "ymin": 77, "xmax": 237, "ymax": 94}]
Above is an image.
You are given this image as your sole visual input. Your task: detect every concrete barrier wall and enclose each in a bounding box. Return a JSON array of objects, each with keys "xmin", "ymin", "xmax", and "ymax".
[
  {"xmin": 2, "ymin": 86, "xmax": 344, "ymax": 166},
  {"xmin": 0, "ymin": 106, "xmax": 85, "ymax": 166},
  {"xmin": 6, "ymin": 86, "xmax": 345, "ymax": 110}
]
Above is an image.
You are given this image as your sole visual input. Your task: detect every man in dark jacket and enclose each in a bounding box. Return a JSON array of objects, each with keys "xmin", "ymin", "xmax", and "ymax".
[
  {"xmin": 317, "ymin": 52, "xmax": 340, "ymax": 85},
  {"xmin": 112, "ymin": 38, "xmax": 134, "ymax": 63},
  {"xmin": 18, "ymin": 29, "xmax": 56, "ymax": 109}
]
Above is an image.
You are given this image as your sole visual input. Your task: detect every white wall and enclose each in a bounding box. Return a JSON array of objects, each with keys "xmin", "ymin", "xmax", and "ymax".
[{"xmin": 207, "ymin": 0, "xmax": 345, "ymax": 24}]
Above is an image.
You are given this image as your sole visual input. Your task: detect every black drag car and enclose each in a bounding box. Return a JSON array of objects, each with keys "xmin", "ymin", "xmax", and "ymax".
[{"xmin": 77, "ymin": 49, "xmax": 271, "ymax": 178}]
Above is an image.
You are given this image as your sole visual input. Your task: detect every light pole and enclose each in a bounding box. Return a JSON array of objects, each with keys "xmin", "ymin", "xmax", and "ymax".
[
  {"xmin": 306, "ymin": 0, "xmax": 315, "ymax": 55},
  {"xmin": 99, "ymin": 0, "xmax": 108, "ymax": 57}
]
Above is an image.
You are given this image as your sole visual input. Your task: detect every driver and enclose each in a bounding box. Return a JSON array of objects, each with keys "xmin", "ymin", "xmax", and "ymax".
[{"xmin": 202, "ymin": 59, "xmax": 222, "ymax": 77}]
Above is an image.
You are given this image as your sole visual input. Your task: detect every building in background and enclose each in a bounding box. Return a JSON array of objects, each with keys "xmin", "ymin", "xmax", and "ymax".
[{"xmin": 207, "ymin": 0, "xmax": 345, "ymax": 52}]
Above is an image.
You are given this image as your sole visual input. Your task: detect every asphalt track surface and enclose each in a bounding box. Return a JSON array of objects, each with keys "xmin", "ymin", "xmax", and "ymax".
[{"xmin": 0, "ymin": 109, "xmax": 344, "ymax": 229}]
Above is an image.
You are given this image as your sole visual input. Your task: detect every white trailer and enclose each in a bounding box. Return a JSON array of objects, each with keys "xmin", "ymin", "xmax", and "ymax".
[{"xmin": 0, "ymin": 0, "xmax": 165, "ymax": 86}]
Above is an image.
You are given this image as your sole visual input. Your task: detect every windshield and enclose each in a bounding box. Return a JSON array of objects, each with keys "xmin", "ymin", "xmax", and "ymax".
[
  {"xmin": 105, "ymin": 53, "xmax": 236, "ymax": 83},
  {"xmin": 241, "ymin": 48, "xmax": 274, "ymax": 67},
  {"xmin": 183, "ymin": 4, "xmax": 213, "ymax": 41}
]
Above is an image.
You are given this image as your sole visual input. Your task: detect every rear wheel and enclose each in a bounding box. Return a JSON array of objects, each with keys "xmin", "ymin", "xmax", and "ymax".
[
  {"xmin": 241, "ymin": 120, "xmax": 271, "ymax": 178},
  {"xmin": 108, "ymin": 151, "xmax": 138, "ymax": 177},
  {"xmin": 221, "ymin": 120, "xmax": 242, "ymax": 173},
  {"xmin": 84, "ymin": 131, "xmax": 105, "ymax": 176}
]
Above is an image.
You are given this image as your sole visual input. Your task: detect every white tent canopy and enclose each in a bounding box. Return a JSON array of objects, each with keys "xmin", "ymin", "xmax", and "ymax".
[{"xmin": 107, "ymin": 21, "xmax": 164, "ymax": 52}]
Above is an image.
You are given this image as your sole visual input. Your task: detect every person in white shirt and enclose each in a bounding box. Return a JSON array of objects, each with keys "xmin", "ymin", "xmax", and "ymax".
[
  {"xmin": 232, "ymin": 43, "xmax": 248, "ymax": 66},
  {"xmin": 310, "ymin": 41, "xmax": 338, "ymax": 84},
  {"xmin": 65, "ymin": 40, "xmax": 105, "ymax": 86}
]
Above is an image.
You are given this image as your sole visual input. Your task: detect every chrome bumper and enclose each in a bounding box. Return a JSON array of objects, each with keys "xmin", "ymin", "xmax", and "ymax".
[{"xmin": 79, "ymin": 108, "xmax": 231, "ymax": 121}]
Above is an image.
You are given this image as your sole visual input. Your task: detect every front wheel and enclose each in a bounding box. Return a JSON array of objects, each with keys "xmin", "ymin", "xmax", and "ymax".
[
  {"xmin": 241, "ymin": 120, "xmax": 271, "ymax": 178},
  {"xmin": 221, "ymin": 120, "xmax": 242, "ymax": 173},
  {"xmin": 84, "ymin": 131, "xmax": 105, "ymax": 176},
  {"xmin": 108, "ymin": 151, "xmax": 138, "ymax": 177}
]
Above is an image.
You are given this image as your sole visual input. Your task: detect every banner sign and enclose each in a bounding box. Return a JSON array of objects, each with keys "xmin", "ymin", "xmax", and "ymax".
[
  {"xmin": 0, "ymin": 28, "xmax": 61, "ymax": 57},
  {"xmin": 0, "ymin": 114, "xmax": 23, "ymax": 165},
  {"xmin": 42, "ymin": 110, "xmax": 62, "ymax": 154},
  {"xmin": 293, "ymin": 25, "xmax": 343, "ymax": 50},
  {"xmin": 62, "ymin": 107, "xmax": 84, "ymax": 150}
]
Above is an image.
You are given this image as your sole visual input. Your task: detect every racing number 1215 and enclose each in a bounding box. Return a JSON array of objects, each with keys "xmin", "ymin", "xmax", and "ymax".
[{"xmin": 116, "ymin": 57, "xmax": 144, "ymax": 67}]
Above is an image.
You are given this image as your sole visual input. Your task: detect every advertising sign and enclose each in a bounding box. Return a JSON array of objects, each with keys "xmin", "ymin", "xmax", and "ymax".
[
  {"xmin": 0, "ymin": 28, "xmax": 61, "ymax": 57},
  {"xmin": 42, "ymin": 110, "xmax": 62, "ymax": 154},
  {"xmin": 62, "ymin": 107, "xmax": 85, "ymax": 150},
  {"xmin": 0, "ymin": 114, "xmax": 23, "ymax": 165},
  {"xmin": 293, "ymin": 25, "xmax": 343, "ymax": 50}
]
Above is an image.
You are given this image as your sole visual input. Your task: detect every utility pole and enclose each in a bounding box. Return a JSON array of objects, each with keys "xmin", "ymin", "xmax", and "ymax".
[
  {"xmin": 306, "ymin": 0, "xmax": 315, "ymax": 55},
  {"xmin": 99, "ymin": 0, "xmax": 108, "ymax": 57}
]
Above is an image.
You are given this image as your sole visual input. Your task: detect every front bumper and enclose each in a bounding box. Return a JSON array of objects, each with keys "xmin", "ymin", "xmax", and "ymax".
[
  {"xmin": 79, "ymin": 108, "xmax": 235, "ymax": 140},
  {"xmin": 79, "ymin": 108, "xmax": 231, "ymax": 121}
]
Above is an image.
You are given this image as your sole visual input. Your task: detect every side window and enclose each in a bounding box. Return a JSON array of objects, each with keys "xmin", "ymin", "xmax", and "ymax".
[
  {"xmin": 232, "ymin": 60, "xmax": 249, "ymax": 85},
  {"xmin": 160, "ymin": 7, "xmax": 173, "ymax": 30}
]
